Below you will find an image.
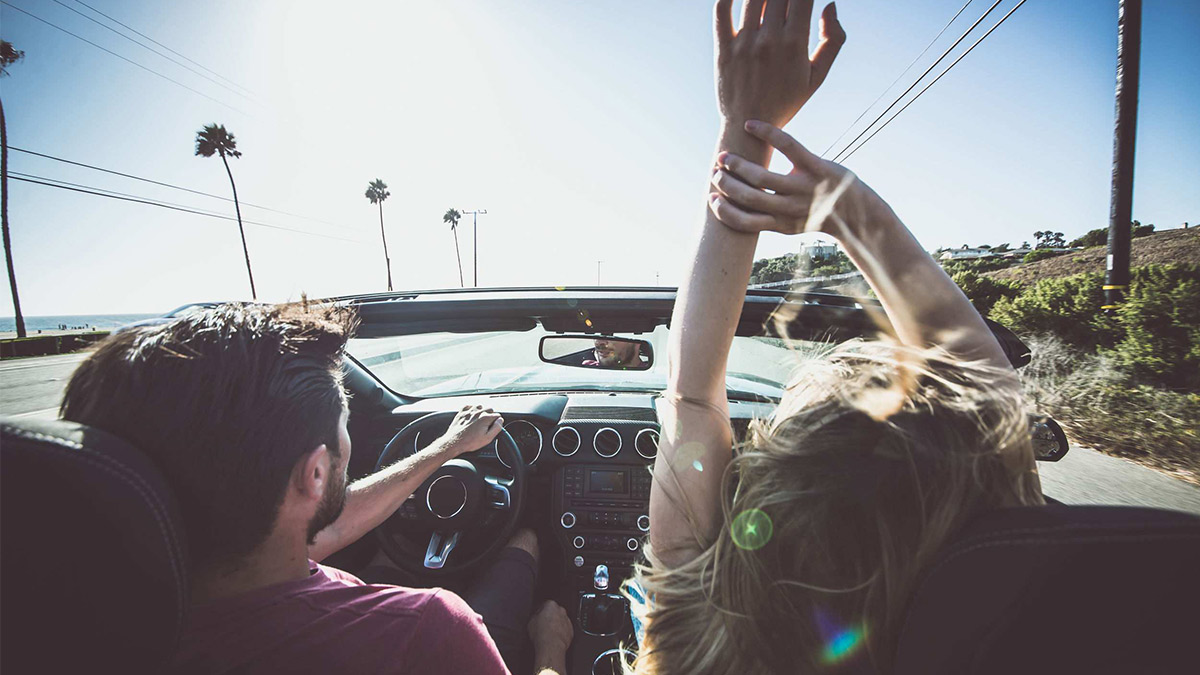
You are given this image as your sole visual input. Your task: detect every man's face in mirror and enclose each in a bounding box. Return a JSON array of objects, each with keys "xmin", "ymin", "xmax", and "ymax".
[{"xmin": 593, "ymin": 339, "xmax": 641, "ymax": 368}]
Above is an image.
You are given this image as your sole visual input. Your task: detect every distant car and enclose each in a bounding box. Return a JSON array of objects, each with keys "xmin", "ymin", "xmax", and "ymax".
[{"xmin": 114, "ymin": 302, "xmax": 223, "ymax": 333}]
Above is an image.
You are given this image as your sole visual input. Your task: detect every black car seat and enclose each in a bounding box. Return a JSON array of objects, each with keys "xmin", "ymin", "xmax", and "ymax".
[
  {"xmin": 1, "ymin": 417, "xmax": 189, "ymax": 674},
  {"xmin": 894, "ymin": 504, "xmax": 1200, "ymax": 674}
]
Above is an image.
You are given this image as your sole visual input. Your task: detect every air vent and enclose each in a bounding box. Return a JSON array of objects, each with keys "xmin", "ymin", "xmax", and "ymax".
[
  {"xmin": 553, "ymin": 426, "xmax": 581, "ymax": 456},
  {"xmin": 562, "ymin": 406, "xmax": 657, "ymax": 423},
  {"xmin": 635, "ymin": 429, "xmax": 659, "ymax": 459},
  {"xmin": 594, "ymin": 428, "xmax": 622, "ymax": 458}
]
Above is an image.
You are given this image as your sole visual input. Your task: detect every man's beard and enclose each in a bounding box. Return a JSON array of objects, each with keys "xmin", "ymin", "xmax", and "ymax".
[{"xmin": 306, "ymin": 462, "xmax": 348, "ymax": 545}]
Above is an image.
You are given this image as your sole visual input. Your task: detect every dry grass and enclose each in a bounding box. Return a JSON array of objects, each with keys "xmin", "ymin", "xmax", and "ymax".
[
  {"xmin": 1020, "ymin": 334, "xmax": 1200, "ymax": 486},
  {"xmin": 987, "ymin": 227, "xmax": 1200, "ymax": 285}
]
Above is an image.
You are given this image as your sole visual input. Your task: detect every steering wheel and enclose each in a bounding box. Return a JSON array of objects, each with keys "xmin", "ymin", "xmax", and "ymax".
[{"xmin": 373, "ymin": 411, "xmax": 527, "ymax": 577}]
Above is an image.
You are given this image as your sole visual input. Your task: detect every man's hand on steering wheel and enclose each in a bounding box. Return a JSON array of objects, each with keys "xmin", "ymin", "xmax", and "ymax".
[{"xmin": 430, "ymin": 405, "xmax": 505, "ymax": 458}]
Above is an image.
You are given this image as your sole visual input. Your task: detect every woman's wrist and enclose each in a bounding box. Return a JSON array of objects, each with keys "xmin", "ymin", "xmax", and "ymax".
[{"xmin": 716, "ymin": 120, "xmax": 772, "ymax": 167}]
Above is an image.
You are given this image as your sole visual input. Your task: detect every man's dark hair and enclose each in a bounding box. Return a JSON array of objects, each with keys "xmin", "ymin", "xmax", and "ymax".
[{"xmin": 60, "ymin": 302, "xmax": 357, "ymax": 568}]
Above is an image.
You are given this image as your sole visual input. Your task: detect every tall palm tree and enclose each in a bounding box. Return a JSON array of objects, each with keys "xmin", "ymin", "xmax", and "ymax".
[
  {"xmin": 2, "ymin": 40, "xmax": 27, "ymax": 337},
  {"xmin": 364, "ymin": 179, "xmax": 392, "ymax": 291},
  {"xmin": 443, "ymin": 208, "xmax": 464, "ymax": 288},
  {"xmin": 195, "ymin": 123, "xmax": 255, "ymax": 300}
]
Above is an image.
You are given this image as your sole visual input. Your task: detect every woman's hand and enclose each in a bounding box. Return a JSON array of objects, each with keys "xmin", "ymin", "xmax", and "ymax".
[
  {"xmin": 715, "ymin": 0, "xmax": 845, "ymax": 130},
  {"xmin": 709, "ymin": 120, "xmax": 884, "ymax": 236}
]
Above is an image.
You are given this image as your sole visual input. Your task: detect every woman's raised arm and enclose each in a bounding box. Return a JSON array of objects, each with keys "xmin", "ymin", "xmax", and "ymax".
[{"xmin": 649, "ymin": 0, "xmax": 845, "ymax": 566}]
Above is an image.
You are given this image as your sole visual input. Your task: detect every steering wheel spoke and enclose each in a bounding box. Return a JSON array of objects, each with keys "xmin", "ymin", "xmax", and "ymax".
[
  {"xmin": 423, "ymin": 530, "xmax": 462, "ymax": 570},
  {"xmin": 483, "ymin": 475, "xmax": 513, "ymax": 511}
]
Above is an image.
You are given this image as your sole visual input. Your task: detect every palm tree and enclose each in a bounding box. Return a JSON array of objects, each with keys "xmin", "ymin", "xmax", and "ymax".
[
  {"xmin": 364, "ymin": 179, "xmax": 393, "ymax": 291},
  {"xmin": 2, "ymin": 40, "xmax": 27, "ymax": 337},
  {"xmin": 443, "ymin": 208, "xmax": 464, "ymax": 288},
  {"xmin": 195, "ymin": 123, "xmax": 255, "ymax": 300}
]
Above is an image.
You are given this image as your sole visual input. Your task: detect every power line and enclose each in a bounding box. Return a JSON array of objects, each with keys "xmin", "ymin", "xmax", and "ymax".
[
  {"xmin": 828, "ymin": 0, "xmax": 1007, "ymax": 163},
  {"xmin": 820, "ymin": 0, "xmax": 977, "ymax": 158},
  {"xmin": 836, "ymin": 0, "xmax": 1029, "ymax": 163},
  {"xmin": 0, "ymin": 1, "xmax": 249, "ymax": 116},
  {"xmin": 8, "ymin": 146, "xmax": 361, "ymax": 232},
  {"xmin": 75, "ymin": 0, "xmax": 256, "ymax": 98},
  {"xmin": 9, "ymin": 173, "xmax": 365, "ymax": 243},
  {"xmin": 49, "ymin": 0, "xmax": 257, "ymax": 104}
]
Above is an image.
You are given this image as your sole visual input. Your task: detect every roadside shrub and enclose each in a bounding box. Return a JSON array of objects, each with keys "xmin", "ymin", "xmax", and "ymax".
[
  {"xmin": 940, "ymin": 256, "xmax": 1013, "ymax": 276},
  {"xmin": 990, "ymin": 271, "xmax": 1118, "ymax": 351},
  {"xmin": 952, "ymin": 270, "xmax": 1022, "ymax": 314},
  {"xmin": 1023, "ymin": 248, "xmax": 1064, "ymax": 263},
  {"xmin": 1108, "ymin": 264, "xmax": 1200, "ymax": 390},
  {"xmin": 1019, "ymin": 335, "xmax": 1200, "ymax": 484},
  {"xmin": 991, "ymin": 263, "xmax": 1200, "ymax": 390}
]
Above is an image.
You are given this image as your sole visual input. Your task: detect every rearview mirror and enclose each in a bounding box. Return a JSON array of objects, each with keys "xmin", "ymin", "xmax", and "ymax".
[{"xmin": 540, "ymin": 335, "xmax": 653, "ymax": 371}]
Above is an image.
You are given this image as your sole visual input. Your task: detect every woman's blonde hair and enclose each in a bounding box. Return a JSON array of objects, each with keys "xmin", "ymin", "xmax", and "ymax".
[{"xmin": 626, "ymin": 341, "xmax": 1042, "ymax": 674}]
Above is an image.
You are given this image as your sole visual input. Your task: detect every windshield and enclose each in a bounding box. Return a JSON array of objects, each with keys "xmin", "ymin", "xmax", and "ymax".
[{"xmin": 348, "ymin": 326, "xmax": 825, "ymax": 400}]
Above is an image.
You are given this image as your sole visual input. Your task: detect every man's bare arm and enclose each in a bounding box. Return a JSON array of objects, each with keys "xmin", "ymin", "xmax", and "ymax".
[{"xmin": 309, "ymin": 405, "xmax": 502, "ymax": 562}]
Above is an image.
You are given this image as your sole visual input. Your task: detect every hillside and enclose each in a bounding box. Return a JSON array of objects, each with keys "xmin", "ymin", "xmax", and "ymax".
[{"xmin": 986, "ymin": 227, "xmax": 1199, "ymax": 285}]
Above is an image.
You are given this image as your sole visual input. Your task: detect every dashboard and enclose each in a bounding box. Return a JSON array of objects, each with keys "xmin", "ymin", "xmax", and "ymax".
[{"xmin": 374, "ymin": 391, "xmax": 772, "ymax": 673}]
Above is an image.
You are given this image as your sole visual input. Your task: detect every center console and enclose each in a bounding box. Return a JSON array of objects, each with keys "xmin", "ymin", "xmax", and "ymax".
[{"xmin": 549, "ymin": 418, "xmax": 658, "ymax": 674}]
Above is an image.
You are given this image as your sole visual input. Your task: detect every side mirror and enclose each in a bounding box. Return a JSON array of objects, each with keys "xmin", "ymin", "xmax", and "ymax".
[
  {"xmin": 1031, "ymin": 415, "xmax": 1069, "ymax": 462},
  {"xmin": 539, "ymin": 335, "xmax": 653, "ymax": 371}
]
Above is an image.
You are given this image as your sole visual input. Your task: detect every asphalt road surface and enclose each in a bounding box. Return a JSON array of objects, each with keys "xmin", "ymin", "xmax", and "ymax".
[{"xmin": 3, "ymin": 349, "xmax": 1198, "ymax": 516}]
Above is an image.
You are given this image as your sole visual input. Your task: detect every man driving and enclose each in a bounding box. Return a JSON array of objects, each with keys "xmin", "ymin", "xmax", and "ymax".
[
  {"xmin": 583, "ymin": 338, "xmax": 646, "ymax": 369},
  {"xmin": 59, "ymin": 303, "xmax": 573, "ymax": 675}
]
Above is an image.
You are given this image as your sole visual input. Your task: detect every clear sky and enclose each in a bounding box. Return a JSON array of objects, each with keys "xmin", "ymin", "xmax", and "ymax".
[{"xmin": 2, "ymin": 0, "xmax": 1197, "ymax": 315}]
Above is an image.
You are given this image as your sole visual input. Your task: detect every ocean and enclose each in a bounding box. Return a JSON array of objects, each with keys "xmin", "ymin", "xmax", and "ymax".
[{"xmin": 0, "ymin": 314, "xmax": 161, "ymax": 333}]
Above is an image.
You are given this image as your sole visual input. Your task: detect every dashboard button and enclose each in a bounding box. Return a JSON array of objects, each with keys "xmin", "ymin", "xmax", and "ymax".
[
  {"xmin": 626, "ymin": 537, "xmax": 640, "ymax": 552},
  {"xmin": 561, "ymin": 512, "xmax": 576, "ymax": 529},
  {"xmin": 637, "ymin": 515, "xmax": 650, "ymax": 532},
  {"xmin": 573, "ymin": 535, "xmax": 586, "ymax": 549}
]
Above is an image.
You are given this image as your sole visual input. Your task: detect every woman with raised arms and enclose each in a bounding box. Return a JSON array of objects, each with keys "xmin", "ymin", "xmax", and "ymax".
[{"xmin": 631, "ymin": 2, "xmax": 1042, "ymax": 673}]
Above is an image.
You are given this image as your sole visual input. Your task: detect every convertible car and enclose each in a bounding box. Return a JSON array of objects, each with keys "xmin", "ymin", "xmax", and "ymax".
[{"xmin": 3, "ymin": 286, "xmax": 1198, "ymax": 675}]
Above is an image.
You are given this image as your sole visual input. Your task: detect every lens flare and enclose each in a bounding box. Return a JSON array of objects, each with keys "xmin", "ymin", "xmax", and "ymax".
[
  {"xmin": 692, "ymin": 459, "xmax": 704, "ymax": 472},
  {"xmin": 821, "ymin": 626, "xmax": 866, "ymax": 664},
  {"xmin": 730, "ymin": 508, "xmax": 772, "ymax": 550},
  {"xmin": 814, "ymin": 609, "xmax": 867, "ymax": 665}
]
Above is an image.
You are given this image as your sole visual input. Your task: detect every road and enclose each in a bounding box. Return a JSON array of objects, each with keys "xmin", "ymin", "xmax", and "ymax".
[{"xmin": 3, "ymin": 349, "xmax": 1199, "ymax": 516}]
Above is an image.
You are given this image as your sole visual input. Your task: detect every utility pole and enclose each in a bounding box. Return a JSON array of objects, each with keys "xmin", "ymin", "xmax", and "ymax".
[
  {"xmin": 597, "ymin": 260, "xmax": 603, "ymax": 285},
  {"xmin": 462, "ymin": 209, "xmax": 487, "ymax": 287},
  {"xmin": 1104, "ymin": 0, "xmax": 1141, "ymax": 312}
]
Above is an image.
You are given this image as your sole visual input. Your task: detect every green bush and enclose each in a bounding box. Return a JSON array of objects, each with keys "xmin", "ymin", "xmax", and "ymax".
[
  {"xmin": 1108, "ymin": 264, "xmax": 1200, "ymax": 389},
  {"xmin": 940, "ymin": 256, "xmax": 1011, "ymax": 275},
  {"xmin": 990, "ymin": 263, "xmax": 1200, "ymax": 391},
  {"xmin": 989, "ymin": 271, "xmax": 1118, "ymax": 351},
  {"xmin": 1023, "ymin": 248, "xmax": 1064, "ymax": 263},
  {"xmin": 1068, "ymin": 221, "xmax": 1155, "ymax": 248},
  {"xmin": 1070, "ymin": 228, "xmax": 1108, "ymax": 248},
  {"xmin": 952, "ymin": 270, "xmax": 1022, "ymax": 314}
]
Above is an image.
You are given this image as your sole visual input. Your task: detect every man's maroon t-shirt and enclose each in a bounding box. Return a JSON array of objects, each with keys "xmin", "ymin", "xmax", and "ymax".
[{"xmin": 171, "ymin": 561, "xmax": 510, "ymax": 675}]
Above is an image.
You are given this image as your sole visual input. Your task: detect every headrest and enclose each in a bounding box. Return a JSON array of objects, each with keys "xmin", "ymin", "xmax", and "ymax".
[
  {"xmin": 894, "ymin": 504, "xmax": 1200, "ymax": 675},
  {"xmin": 0, "ymin": 417, "xmax": 189, "ymax": 674}
]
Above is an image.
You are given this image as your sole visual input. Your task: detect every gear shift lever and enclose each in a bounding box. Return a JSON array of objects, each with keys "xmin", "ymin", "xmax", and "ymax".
[{"xmin": 593, "ymin": 564, "xmax": 609, "ymax": 590}]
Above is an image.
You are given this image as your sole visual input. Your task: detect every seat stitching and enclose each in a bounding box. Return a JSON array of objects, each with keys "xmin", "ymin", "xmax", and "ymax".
[
  {"xmin": 2, "ymin": 425, "xmax": 188, "ymax": 626},
  {"xmin": 1, "ymin": 425, "xmax": 187, "ymax": 573}
]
